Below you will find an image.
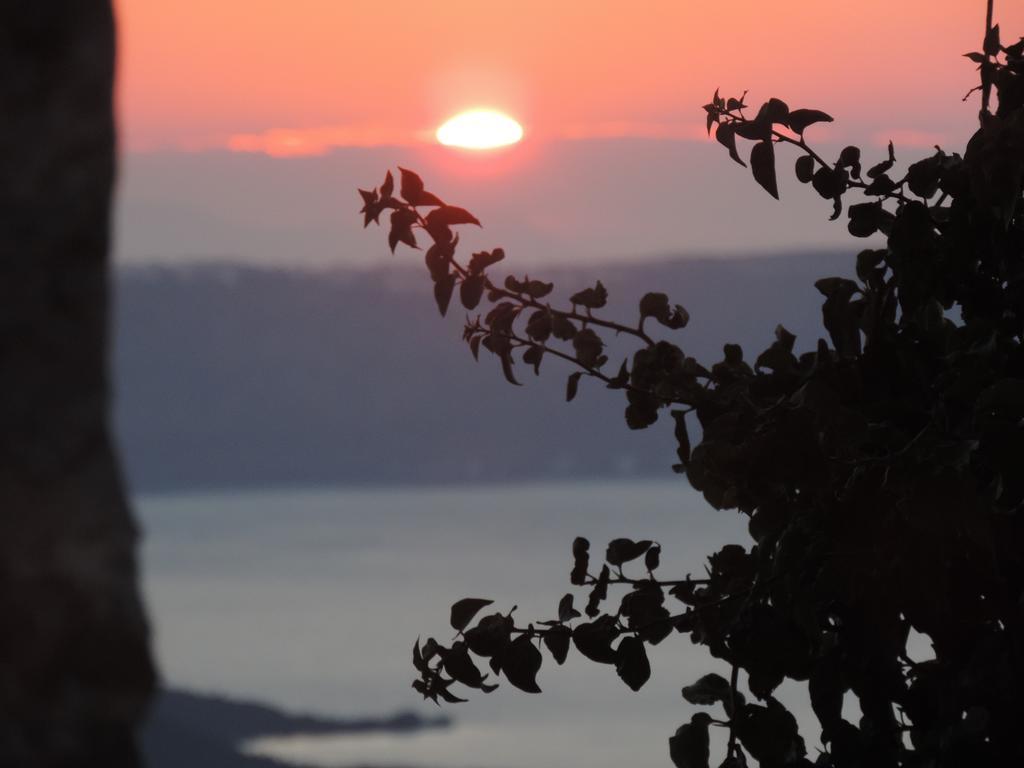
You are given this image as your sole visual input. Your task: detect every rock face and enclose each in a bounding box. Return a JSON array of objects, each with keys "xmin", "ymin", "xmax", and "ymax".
[{"xmin": 0, "ymin": 2, "xmax": 155, "ymax": 764}]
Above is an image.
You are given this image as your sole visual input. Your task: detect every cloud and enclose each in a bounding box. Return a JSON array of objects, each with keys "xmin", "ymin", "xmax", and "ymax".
[
  {"xmin": 224, "ymin": 121, "xmax": 711, "ymax": 157},
  {"xmin": 226, "ymin": 125, "xmax": 429, "ymax": 157}
]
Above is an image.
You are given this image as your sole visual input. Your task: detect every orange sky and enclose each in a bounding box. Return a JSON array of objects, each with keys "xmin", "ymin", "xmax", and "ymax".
[{"xmin": 115, "ymin": 0, "xmax": 1024, "ymax": 155}]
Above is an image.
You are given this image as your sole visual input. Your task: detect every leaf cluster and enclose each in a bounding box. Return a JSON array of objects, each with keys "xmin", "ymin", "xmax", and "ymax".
[{"xmin": 361, "ymin": 18, "xmax": 1024, "ymax": 768}]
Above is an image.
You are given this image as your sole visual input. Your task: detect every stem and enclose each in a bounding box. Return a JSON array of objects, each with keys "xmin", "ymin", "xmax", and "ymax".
[
  {"xmin": 982, "ymin": 0, "xmax": 995, "ymax": 119},
  {"xmin": 727, "ymin": 663, "xmax": 740, "ymax": 758}
]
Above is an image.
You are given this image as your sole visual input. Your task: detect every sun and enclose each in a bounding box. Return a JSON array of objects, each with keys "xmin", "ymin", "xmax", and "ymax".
[{"xmin": 436, "ymin": 109, "xmax": 524, "ymax": 150}]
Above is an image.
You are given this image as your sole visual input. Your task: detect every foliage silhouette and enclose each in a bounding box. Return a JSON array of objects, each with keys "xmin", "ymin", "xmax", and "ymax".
[{"xmin": 360, "ymin": 8, "xmax": 1024, "ymax": 767}]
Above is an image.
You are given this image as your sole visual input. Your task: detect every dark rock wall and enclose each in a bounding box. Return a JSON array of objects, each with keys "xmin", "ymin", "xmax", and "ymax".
[{"xmin": 0, "ymin": 2, "xmax": 155, "ymax": 764}]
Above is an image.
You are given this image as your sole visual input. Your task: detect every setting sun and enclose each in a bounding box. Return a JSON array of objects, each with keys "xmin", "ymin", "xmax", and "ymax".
[{"xmin": 436, "ymin": 109, "xmax": 524, "ymax": 149}]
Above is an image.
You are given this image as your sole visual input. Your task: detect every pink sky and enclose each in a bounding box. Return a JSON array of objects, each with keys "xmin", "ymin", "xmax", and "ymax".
[{"xmin": 114, "ymin": 1, "xmax": 1024, "ymax": 155}]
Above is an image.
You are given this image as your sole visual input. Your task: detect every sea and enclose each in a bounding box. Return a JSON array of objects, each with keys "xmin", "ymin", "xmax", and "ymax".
[{"xmin": 138, "ymin": 479, "xmax": 814, "ymax": 768}]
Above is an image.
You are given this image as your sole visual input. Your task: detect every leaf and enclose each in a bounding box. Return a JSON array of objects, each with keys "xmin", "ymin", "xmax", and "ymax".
[
  {"xmin": 669, "ymin": 713, "xmax": 711, "ymax": 768},
  {"xmin": 450, "ymin": 598, "xmax": 494, "ymax": 632},
  {"xmin": 525, "ymin": 310, "xmax": 552, "ymax": 342},
  {"xmin": 524, "ymin": 279, "xmax": 554, "ymax": 299},
  {"xmin": 811, "ymin": 166, "xmax": 847, "ymax": 199},
  {"xmin": 380, "ymin": 170, "xmax": 394, "ymax": 199},
  {"xmin": 468, "ymin": 248, "xmax": 504, "ymax": 274},
  {"xmin": 570, "ymin": 281, "xmax": 608, "ymax": 309},
  {"xmin": 607, "ymin": 359, "xmax": 629, "ymax": 389},
  {"xmin": 984, "ymin": 23, "xmax": 1001, "ymax": 56},
  {"xmin": 464, "ymin": 613, "xmax": 513, "ymax": 657},
  {"xmin": 502, "ymin": 635, "xmax": 542, "ymax": 693},
  {"xmin": 837, "ymin": 145, "xmax": 862, "ymax": 179},
  {"xmin": 433, "ymin": 273, "xmax": 456, "ymax": 317},
  {"xmin": 682, "ymin": 673, "xmax": 732, "ymax": 705},
  {"xmin": 388, "ymin": 208, "xmax": 418, "ymax": 252},
  {"xmin": 615, "ymin": 636, "xmax": 651, "ymax": 691},
  {"xmin": 542, "ymin": 626, "xmax": 571, "ymax": 665},
  {"xmin": 572, "ymin": 616, "xmax": 618, "ymax": 664},
  {"xmin": 585, "ymin": 564, "xmax": 610, "ymax": 617},
  {"xmin": 605, "ymin": 538, "xmax": 653, "ymax": 566},
  {"xmin": 763, "ymin": 97, "xmax": 789, "ymax": 125},
  {"xmin": 558, "ymin": 593, "xmax": 581, "ymax": 622},
  {"xmin": 426, "ymin": 205, "xmax": 481, "ymax": 228},
  {"xmin": 565, "ymin": 370, "xmax": 581, "ymax": 403},
  {"xmin": 787, "ymin": 108, "xmax": 833, "ymax": 134},
  {"xmin": 672, "ymin": 409, "xmax": 691, "ymax": 464},
  {"xmin": 522, "ymin": 344, "xmax": 544, "ymax": 375},
  {"xmin": 443, "ymin": 642, "xmax": 484, "ymax": 687},
  {"xmin": 551, "ymin": 314, "xmax": 577, "ymax": 340},
  {"xmin": 645, "ymin": 545, "xmax": 661, "ymax": 572},
  {"xmin": 795, "ymin": 155, "xmax": 815, "ymax": 183},
  {"xmin": 399, "ymin": 167, "xmax": 425, "ymax": 203},
  {"xmin": 499, "ymin": 350, "xmax": 521, "ymax": 386},
  {"xmin": 460, "ymin": 275, "xmax": 485, "ymax": 310},
  {"xmin": 573, "ymin": 328, "xmax": 604, "ymax": 368},
  {"xmin": 750, "ymin": 139, "xmax": 779, "ymax": 199},
  {"xmin": 715, "ymin": 123, "xmax": 745, "ymax": 167},
  {"xmin": 570, "ymin": 535, "xmax": 590, "ymax": 584},
  {"xmin": 399, "ymin": 167, "xmax": 444, "ymax": 206},
  {"xmin": 639, "ymin": 292, "xmax": 671, "ymax": 320}
]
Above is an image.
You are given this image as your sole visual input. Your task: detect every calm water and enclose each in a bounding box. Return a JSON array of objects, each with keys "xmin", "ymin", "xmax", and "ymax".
[{"xmin": 138, "ymin": 480, "xmax": 767, "ymax": 767}]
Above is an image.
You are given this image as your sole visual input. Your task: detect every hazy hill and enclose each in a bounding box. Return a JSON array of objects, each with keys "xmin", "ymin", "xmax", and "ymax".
[
  {"xmin": 142, "ymin": 688, "xmax": 449, "ymax": 768},
  {"xmin": 114, "ymin": 251, "xmax": 854, "ymax": 493}
]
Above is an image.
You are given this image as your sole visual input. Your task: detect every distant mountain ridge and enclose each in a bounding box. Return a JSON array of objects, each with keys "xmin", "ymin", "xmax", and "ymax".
[
  {"xmin": 142, "ymin": 688, "xmax": 450, "ymax": 768},
  {"xmin": 114, "ymin": 251, "xmax": 854, "ymax": 493}
]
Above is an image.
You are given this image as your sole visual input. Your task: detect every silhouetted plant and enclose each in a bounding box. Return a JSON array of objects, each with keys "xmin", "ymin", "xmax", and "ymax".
[{"xmin": 360, "ymin": 8, "xmax": 1024, "ymax": 766}]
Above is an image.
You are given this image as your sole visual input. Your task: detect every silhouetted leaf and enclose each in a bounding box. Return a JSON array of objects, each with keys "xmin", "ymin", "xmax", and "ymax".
[
  {"xmin": 399, "ymin": 167, "xmax": 444, "ymax": 206},
  {"xmin": 443, "ymin": 642, "xmax": 484, "ymax": 687},
  {"xmin": 499, "ymin": 350, "xmax": 521, "ymax": 386},
  {"xmin": 640, "ymin": 292, "xmax": 670, "ymax": 320},
  {"xmin": 606, "ymin": 538, "xmax": 653, "ymax": 566},
  {"xmin": 573, "ymin": 328, "xmax": 604, "ymax": 368},
  {"xmin": 566, "ymin": 371, "xmax": 583, "ymax": 402},
  {"xmin": 523, "ymin": 344, "xmax": 544, "ymax": 375},
  {"xmin": 586, "ymin": 564, "xmax": 610, "ymax": 617},
  {"xmin": 433, "ymin": 273, "xmax": 456, "ymax": 316},
  {"xmin": 682, "ymin": 673, "xmax": 731, "ymax": 706},
  {"xmin": 838, "ymin": 145, "xmax": 862, "ymax": 179},
  {"xmin": 399, "ymin": 167, "xmax": 424, "ymax": 202},
  {"xmin": 464, "ymin": 613, "xmax": 513, "ymax": 657},
  {"xmin": 426, "ymin": 205, "xmax": 481, "ymax": 228},
  {"xmin": 543, "ymin": 625, "xmax": 571, "ymax": 664},
  {"xmin": 672, "ymin": 409, "xmax": 691, "ymax": 464},
  {"xmin": 750, "ymin": 140, "xmax": 779, "ymax": 199},
  {"xmin": 558, "ymin": 593, "xmax": 581, "ymax": 623},
  {"xmin": 502, "ymin": 635, "xmax": 542, "ymax": 693},
  {"xmin": 764, "ymin": 97, "xmax": 790, "ymax": 125},
  {"xmin": 795, "ymin": 155, "xmax": 815, "ymax": 183},
  {"xmin": 380, "ymin": 170, "xmax": 394, "ymax": 199},
  {"xmin": 388, "ymin": 208, "xmax": 418, "ymax": 252},
  {"xmin": 787, "ymin": 108, "xmax": 833, "ymax": 134},
  {"xmin": 468, "ymin": 248, "xmax": 504, "ymax": 274},
  {"xmin": 811, "ymin": 167, "xmax": 846, "ymax": 199},
  {"xmin": 450, "ymin": 598, "xmax": 494, "ymax": 632},
  {"xmin": 985, "ymin": 23, "xmax": 1001, "ymax": 56},
  {"xmin": 570, "ymin": 536, "xmax": 590, "ymax": 585},
  {"xmin": 572, "ymin": 616, "xmax": 618, "ymax": 664},
  {"xmin": 715, "ymin": 123, "xmax": 746, "ymax": 167},
  {"xmin": 615, "ymin": 636, "xmax": 651, "ymax": 691},
  {"xmin": 551, "ymin": 314, "xmax": 577, "ymax": 340},
  {"xmin": 645, "ymin": 545, "xmax": 661, "ymax": 572},
  {"xmin": 570, "ymin": 281, "xmax": 609, "ymax": 309},
  {"xmin": 669, "ymin": 713, "xmax": 711, "ymax": 768},
  {"xmin": 460, "ymin": 275, "xmax": 485, "ymax": 310}
]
